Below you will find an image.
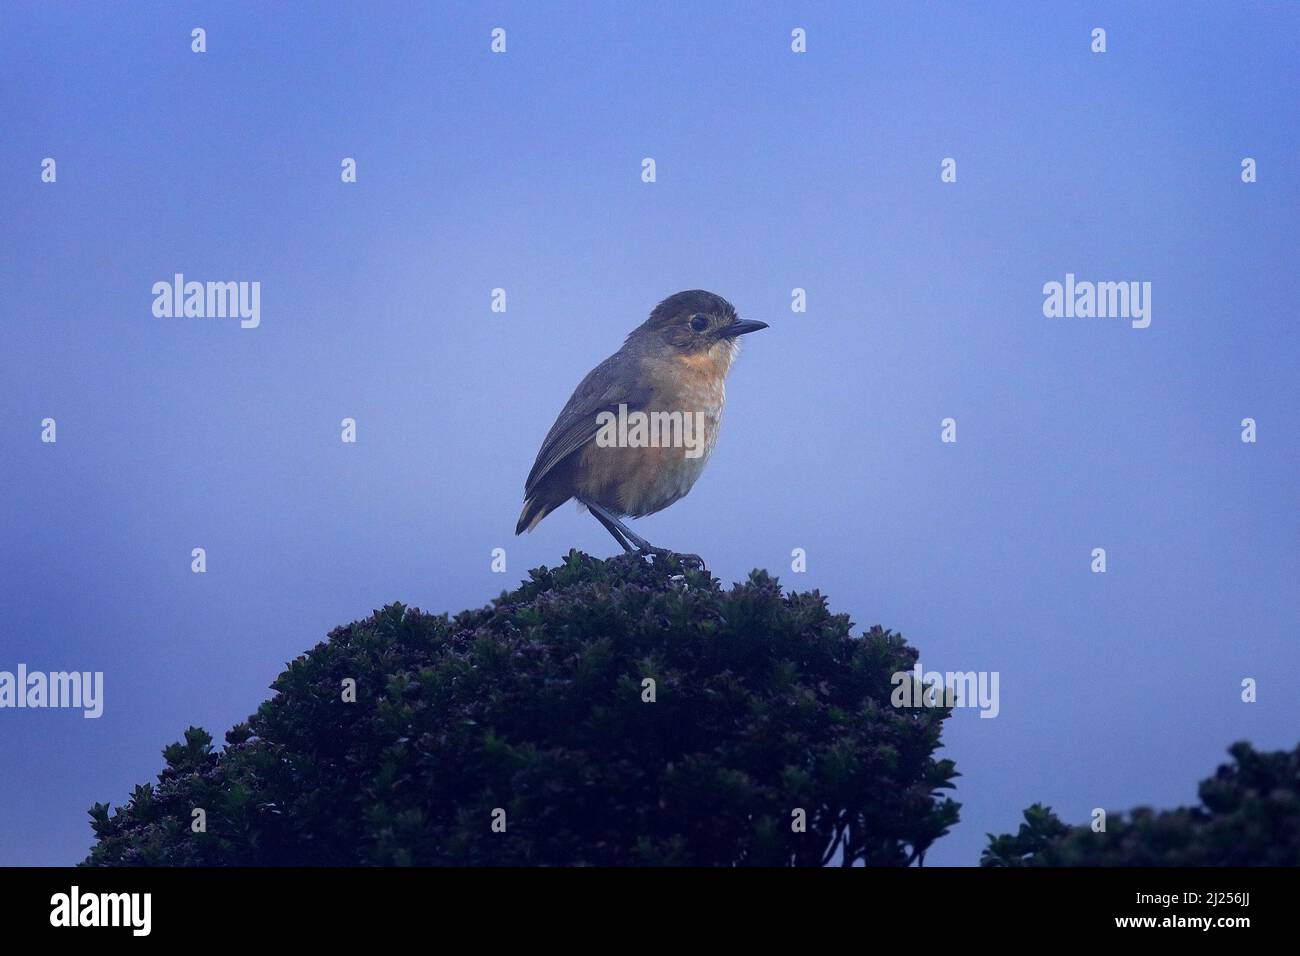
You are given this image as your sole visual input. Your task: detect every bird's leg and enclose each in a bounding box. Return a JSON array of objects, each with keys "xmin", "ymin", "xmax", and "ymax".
[
  {"xmin": 586, "ymin": 502, "xmax": 706, "ymax": 571},
  {"xmin": 587, "ymin": 504, "xmax": 634, "ymax": 552},
  {"xmin": 589, "ymin": 503, "xmax": 654, "ymax": 552},
  {"xmin": 586, "ymin": 501, "xmax": 646, "ymax": 551}
]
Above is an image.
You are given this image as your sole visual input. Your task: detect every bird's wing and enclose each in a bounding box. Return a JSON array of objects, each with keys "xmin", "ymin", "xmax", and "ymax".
[{"xmin": 524, "ymin": 352, "xmax": 650, "ymax": 498}]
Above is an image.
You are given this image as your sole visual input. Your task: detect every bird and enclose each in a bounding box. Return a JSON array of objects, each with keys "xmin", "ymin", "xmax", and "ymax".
[{"xmin": 516, "ymin": 290, "xmax": 767, "ymax": 564}]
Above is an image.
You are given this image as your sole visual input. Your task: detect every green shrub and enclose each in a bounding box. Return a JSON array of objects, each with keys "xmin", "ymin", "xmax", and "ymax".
[
  {"xmin": 982, "ymin": 742, "xmax": 1300, "ymax": 866},
  {"xmin": 85, "ymin": 551, "xmax": 959, "ymax": 866}
]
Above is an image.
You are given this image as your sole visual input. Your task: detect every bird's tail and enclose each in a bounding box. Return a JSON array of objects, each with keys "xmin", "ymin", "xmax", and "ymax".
[{"xmin": 515, "ymin": 493, "xmax": 569, "ymax": 535}]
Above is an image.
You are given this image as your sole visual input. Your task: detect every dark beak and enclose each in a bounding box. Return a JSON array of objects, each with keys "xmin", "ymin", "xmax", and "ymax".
[{"xmin": 724, "ymin": 318, "xmax": 769, "ymax": 338}]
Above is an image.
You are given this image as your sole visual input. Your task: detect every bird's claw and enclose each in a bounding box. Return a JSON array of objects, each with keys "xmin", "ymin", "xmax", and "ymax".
[{"xmin": 639, "ymin": 547, "xmax": 707, "ymax": 572}]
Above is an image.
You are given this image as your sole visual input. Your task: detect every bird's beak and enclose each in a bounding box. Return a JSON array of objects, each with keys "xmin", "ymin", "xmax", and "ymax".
[{"xmin": 724, "ymin": 318, "xmax": 769, "ymax": 337}]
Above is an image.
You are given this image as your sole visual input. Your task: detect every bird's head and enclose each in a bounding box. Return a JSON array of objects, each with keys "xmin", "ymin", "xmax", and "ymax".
[{"xmin": 637, "ymin": 290, "xmax": 768, "ymax": 358}]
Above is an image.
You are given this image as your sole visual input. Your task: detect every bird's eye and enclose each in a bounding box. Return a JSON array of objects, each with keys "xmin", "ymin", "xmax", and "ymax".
[{"xmin": 689, "ymin": 314, "xmax": 709, "ymax": 332}]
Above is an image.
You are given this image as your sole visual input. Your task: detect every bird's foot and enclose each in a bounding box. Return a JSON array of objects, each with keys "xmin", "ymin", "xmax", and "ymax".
[
  {"xmin": 678, "ymin": 553, "xmax": 707, "ymax": 572},
  {"xmin": 639, "ymin": 546, "xmax": 707, "ymax": 572}
]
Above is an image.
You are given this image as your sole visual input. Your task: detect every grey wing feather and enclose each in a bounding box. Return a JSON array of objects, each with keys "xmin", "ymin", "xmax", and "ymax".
[{"xmin": 524, "ymin": 352, "xmax": 648, "ymax": 497}]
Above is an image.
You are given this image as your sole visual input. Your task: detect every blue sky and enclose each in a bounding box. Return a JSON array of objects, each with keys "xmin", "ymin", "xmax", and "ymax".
[{"xmin": 2, "ymin": 1, "xmax": 1297, "ymax": 866}]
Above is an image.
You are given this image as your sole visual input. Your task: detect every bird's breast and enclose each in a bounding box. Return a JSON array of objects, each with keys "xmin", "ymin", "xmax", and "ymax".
[{"xmin": 576, "ymin": 374, "xmax": 726, "ymax": 518}]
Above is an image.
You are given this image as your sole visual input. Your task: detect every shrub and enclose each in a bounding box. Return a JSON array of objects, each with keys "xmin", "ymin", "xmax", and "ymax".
[
  {"xmin": 982, "ymin": 742, "xmax": 1300, "ymax": 866},
  {"xmin": 85, "ymin": 551, "xmax": 959, "ymax": 866}
]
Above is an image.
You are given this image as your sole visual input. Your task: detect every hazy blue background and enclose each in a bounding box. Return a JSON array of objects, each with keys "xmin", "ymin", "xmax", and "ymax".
[{"xmin": 2, "ymin": 2, "xmax": 1297, "ymax": 866}]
